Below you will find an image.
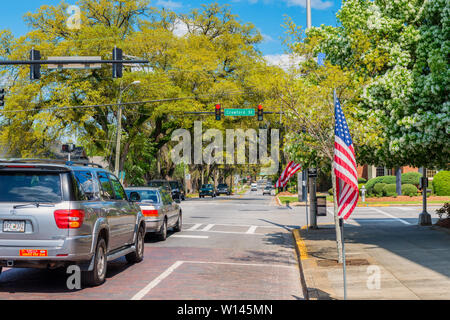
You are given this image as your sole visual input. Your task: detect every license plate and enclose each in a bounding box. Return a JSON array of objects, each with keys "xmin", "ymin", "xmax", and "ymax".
[
  {"xmin": 3, "ymin": 220, "xmax": 25, "ymax": 233},
  {"xmin": 20, "ymin": 249, "xmax": 48, "ymax": 257}
]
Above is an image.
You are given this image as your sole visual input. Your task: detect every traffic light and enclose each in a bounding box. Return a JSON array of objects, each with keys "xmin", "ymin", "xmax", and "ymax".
[
  {"xmin": 215, "ymin": 104, "xmax": 221, "ymax": 121},
  {"xmin": 112, "ymin": 47, "xmax": 123, "ymax": 78},
  {"xmin": 257, "ymin": 105, "xmax": 263, "ymax": 121},
  {"xmin": 0, "ymin": 89, "xmax": 5, "ymax": 107},
  {"xmin": 30, "ymin": 49, "xmax": 41, "ymax": 80}
]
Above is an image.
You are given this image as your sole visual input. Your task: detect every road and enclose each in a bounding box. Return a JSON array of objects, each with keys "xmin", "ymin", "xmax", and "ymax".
[
  {"xmin": 0, "ymin": 189, "xmax": 441, "ymax": 300},
  {"xmin": 0, "ymin": 190, "xmax": 304, "ymax": 300}
]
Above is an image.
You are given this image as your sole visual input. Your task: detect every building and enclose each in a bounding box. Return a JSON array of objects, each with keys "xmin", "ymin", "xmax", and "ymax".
[{"xmin": 357, "ymin": 165, "xmax": 439, "ymax": 180}]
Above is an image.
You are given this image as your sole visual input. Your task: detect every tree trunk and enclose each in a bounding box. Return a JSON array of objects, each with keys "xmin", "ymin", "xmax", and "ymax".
[{"xmin": 331, "ymin": 167, "xmax": 344, "ymax": 263}]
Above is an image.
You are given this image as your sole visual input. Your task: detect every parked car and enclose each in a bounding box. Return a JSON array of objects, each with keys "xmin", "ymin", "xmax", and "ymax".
[
  {"xmin": 0, "ymin": 159, "xmax": 146, "ymax": 287},
  {"xmin": 199, "ymin": 184, "xmax": 216, "ymax": 198},
  {"xmin": 217, "ymin": 183, "xmax": 231, "ymax": 196},
  {"xmin": 169, "ymin": 181, "xmax": 185, "ymax": 201},
  {"xmin": 148, "ymin": 180, "xmax": 180, "ymax": 203},
  {"xmin": 251, "ymin": 183, "xmax": 258, "ymax": 191},
  {"xmin": 263, "ymin": 185, "xmax": 273, "ymax": 195},
  {"xmin": 125, "ymin": 187, "xmax": 182, "ymax": 241}
]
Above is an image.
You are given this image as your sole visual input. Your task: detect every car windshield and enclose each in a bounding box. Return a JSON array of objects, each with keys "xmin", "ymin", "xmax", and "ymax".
[
  {"xmin": 0, "ymin": 172, "xmax": 62, "ymax": 203},
  {"xmin": 126, "ymin": 190, "xmax": 159, "ymax": 203},
  {"xmin": 169, "ymin": 182, "xmax": 179, "ymax": 189},
  {"xmin": 218, "ymin": 184, "xmax": 228, "ymax": 188},
  {"xmin": 202, "ymin": 184, "xmax": 213, "ymax": 189}
]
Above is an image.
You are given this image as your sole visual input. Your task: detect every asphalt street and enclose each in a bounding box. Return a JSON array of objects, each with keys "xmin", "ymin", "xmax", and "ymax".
[{"xmin": 0, "ymin": 188, "xmax": 441, "ymax": 300}]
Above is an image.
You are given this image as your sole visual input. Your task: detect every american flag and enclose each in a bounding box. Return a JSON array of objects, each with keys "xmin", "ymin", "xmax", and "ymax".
[
  {"xmin": 334, "ymin": 98, "xmax": 359, "ymax": 220},
  {"xmin": 275, "ymin": 161, "xmax": 302, "ymax": 188}
]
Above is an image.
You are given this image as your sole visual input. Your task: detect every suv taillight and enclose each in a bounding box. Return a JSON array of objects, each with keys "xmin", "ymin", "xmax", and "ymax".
[{"xmin": 54, "ymin": 210, "xmax": 85, "ymax": 229}]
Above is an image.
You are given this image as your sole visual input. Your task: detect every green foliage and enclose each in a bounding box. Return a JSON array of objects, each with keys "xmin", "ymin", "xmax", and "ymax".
[
  {"xmin": 310, "ymin": 0, "xmax": 450, "ymax": 169},
  {"xmin": 383, "ymin": 184, "xmax": 397, "ymax": 197},
  {"xmin": 328, "ymin": 188, "xmax": 334, "ymax": 196},
  {"xmin": 358, "ymin": 177, "xmax": 367, "ymax": 184},
  {"xmin": 373, "ymin": 183, "xmax": 386, "ymax": 196},
  {"xmin": 432, "ymin": 171, "xmax": 450, "ymax": 196},
  {"xmin": 401, "ymin": 172, "xmax": 422, "ymax": 186},
  {"xmin": 402, "ymin": 184, "xmax": 418, "ymax": 197},
  {"xmin": 436, "ymin": 203, "xmax": 450, "ymax": 219},
  {"xmin": 365, "ymin": 175, "xmax": 396, "ymax": 194}
]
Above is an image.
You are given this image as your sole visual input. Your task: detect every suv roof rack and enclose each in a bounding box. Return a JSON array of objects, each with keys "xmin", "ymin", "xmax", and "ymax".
[{"xmin": 0, "ymin": 158, "xmax": 104, "ymax": 169}]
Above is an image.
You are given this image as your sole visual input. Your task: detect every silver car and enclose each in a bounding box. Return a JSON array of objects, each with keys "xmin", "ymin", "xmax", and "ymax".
[
  {"xmin": 0, "ymin": 160, "xmax": 146, "ymax": 287},
  {"xmin": 125, "ymin": 187, "xmax": 182, "ymax": 241}
]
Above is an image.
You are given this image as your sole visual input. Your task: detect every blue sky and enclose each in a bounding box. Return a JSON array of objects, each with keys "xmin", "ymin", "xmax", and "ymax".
[{"xmin": 1, "ymin": 0, "xmax": 342, "ymax": 60}]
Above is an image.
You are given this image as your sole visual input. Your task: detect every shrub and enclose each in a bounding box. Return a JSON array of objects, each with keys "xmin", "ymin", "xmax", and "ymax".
[
  {"xmin": 402, "ymin": 184, "xmax": 418, "ymax": 197},
  {"xmin": 373, "ymin": 183, "xmax": 386, "ymax": 196},
  {"xmin": 365, "ymin": 177, "xmax": 384, "ymax": 194},
  {"xmin": 401, "ymin": 172, "xmax": 422, "ymax": 186},
  {"xmin": 365, "ymin": 176, "xmax": 396, "ymax": 194},
  {"xmin": 432, "ymin": 171, "xmax": 450, "ymax": 196},
  {"xmin": 328, "ymin": 188, "xmax": 333, "ymax": 195},
  {"xmin": 380, "ymin": 175, "xmax": 396, "ymax": 185},
  {"xmin": 358, "ymin": 177, "xmax": 367, "ymax": 184},
  {"xmin": 383, "ymin": 184, "xmax": 398, "ymax": 197},
  {"xmin": 436, "ymin": 203, "xmax": 450, "ymax": 219}
]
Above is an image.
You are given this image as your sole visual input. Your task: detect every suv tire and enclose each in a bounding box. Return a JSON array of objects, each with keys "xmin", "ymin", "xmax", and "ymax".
[
  {"xmin": 174, "ymin": 212, "xmax": 182, "ymax": 232},
  {"xmin": 82, "ymin": 238, "xmax": 107, "ymax": 287},
  {"xmin": 158, "ymin": 218, "xmax": 168, "ymax": 241},
  {"xmin": 126, "ymin": 226, "xmax": 145, "ymax": 264}
]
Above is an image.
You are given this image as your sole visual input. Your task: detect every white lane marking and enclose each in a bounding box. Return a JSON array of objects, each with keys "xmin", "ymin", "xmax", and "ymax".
[
  {"xmin": 171, "ymin": 235, "xmax": 209, "ymax": 239},
  {"xmin": 356, "ymin": 219, "xmax": 403, "ymax": 222},
  {"xmin": 202, "ymin": 230, "xmax": 266, "ymax": 236},
  {"xmin": 246, "ymin": 226, "xmax": 258, "ymax": 234},
  {"xmin": 131, "ymin": 261, "xmax": 184, "ymax": 300},
  {"xmin": 186, "ymin": 223, "xmax": 202, "ymax": 231},
  {"xmin": 201, "ymin": 224, "xmax": 215, "ymax": 231},
  {"xmin": 183, "ymin": 260, "xmax": 297, "ymax": 269},
  {"xmin": 371, "ymin": 208, "xmax": 411, "ymax": 225}
]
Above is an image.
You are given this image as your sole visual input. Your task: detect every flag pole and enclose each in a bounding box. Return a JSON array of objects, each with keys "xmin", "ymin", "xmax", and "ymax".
[
  {"xmin": 340, "ymin": 218, "xmax": 347, "ymax": 300},
  {"xmin": 333, "ymin": 89, "xmax": 344, "ymax": 263}
]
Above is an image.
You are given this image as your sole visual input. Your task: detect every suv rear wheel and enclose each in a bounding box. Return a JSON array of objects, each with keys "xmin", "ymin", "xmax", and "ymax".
[
  {"xmin": 82, "ymin": 238, "xmax": 107, "ymax": 287},
  {"xmin": 126, "ymin": 226, "xmax": 145, "ymax": 264}
]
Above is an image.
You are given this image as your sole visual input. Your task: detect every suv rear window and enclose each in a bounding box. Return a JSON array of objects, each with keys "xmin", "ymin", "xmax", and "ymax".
[{"xmin": 0, "ymin": 172, "xmax": 62, "ymax": 203}]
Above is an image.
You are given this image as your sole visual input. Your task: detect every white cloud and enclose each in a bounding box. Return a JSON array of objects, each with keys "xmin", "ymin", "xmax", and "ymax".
[
  {"xmin": 235, "ymin": 0, "xmax": 333, "ymax": 10},
  {"xmin": 173, "ymin": 19, "xmax": 189, "ymax": 37},
  {"xmin": 156, "ymin": 0, "xmax": 183, "ymax": 10},
  {"xmin": 286, "ymin": 0, "xmax": 333, "ymax": 10},
  {"xmin": 264, "ymin": 54, "xmax": 306, "ymax": 70}
]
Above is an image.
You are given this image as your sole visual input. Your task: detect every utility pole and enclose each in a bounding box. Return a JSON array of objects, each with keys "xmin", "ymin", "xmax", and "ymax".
[
  {"xmin": 307, "ymin": 0, "xmax": 312, "ymax": 29},
  {"xmin": 114, "ymin": 80, "xmax": 141, "ymax": 177}
]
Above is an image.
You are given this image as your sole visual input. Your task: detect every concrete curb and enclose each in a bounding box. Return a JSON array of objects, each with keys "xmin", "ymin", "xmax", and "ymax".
[{"xmin": 292, "ymin": 229, "xmax": 311, "ymax": 300}]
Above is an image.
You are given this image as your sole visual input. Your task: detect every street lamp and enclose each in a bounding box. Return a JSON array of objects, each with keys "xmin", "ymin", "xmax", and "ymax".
[{"xmin": 114, "ymin": 80, "xmax": 141, "ymax": 177}]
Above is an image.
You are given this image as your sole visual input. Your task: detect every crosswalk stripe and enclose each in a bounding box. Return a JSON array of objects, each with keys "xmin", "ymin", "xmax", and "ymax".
[
  {"xmin": 186, "ymin": 224, "xmax": 202, "ymax": 231},
  {"xmin": 246, "ymin": 226, "xmax": 258, "ymax": 234},
  {"xmin": 201, "ymin": 224, "xmax": 215, "ymax": 232}
]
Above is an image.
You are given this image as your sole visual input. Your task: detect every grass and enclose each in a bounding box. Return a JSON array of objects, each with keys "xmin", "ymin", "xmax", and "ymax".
[{"xmin": 278, "ymin": 195, "xmax": 448, "ymax": 206}]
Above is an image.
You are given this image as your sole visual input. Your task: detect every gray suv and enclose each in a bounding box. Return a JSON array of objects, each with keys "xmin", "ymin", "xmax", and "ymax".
[{"xmin": 0, "ymin": 159, "xmax": 146, "ymax": 287}]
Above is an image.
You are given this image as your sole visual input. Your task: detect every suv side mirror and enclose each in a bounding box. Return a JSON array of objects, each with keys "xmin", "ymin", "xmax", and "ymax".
[{"xmin": 129, "ymin": 192, "xmax": 141, "ymax": 202}]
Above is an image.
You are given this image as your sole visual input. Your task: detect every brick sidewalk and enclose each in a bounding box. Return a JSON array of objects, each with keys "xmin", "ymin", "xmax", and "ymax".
[{"xmin": 293, "ymin": 223, "xmax": 450, "ymax": 300}]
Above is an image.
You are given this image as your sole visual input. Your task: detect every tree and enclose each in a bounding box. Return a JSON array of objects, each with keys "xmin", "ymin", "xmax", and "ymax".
[{"xmin": 309, "ymin": 0, "xmax": 449, "ymax": 169}]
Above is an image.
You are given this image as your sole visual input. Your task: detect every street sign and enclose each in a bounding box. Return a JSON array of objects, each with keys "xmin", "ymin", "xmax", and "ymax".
[
  {"xmin": 47, "ymin": 56, "xmax": 102, "ymax": 69},
  {"xmin": 224, "ymin": 109, "xmax": 255, "ymax": 117}
]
